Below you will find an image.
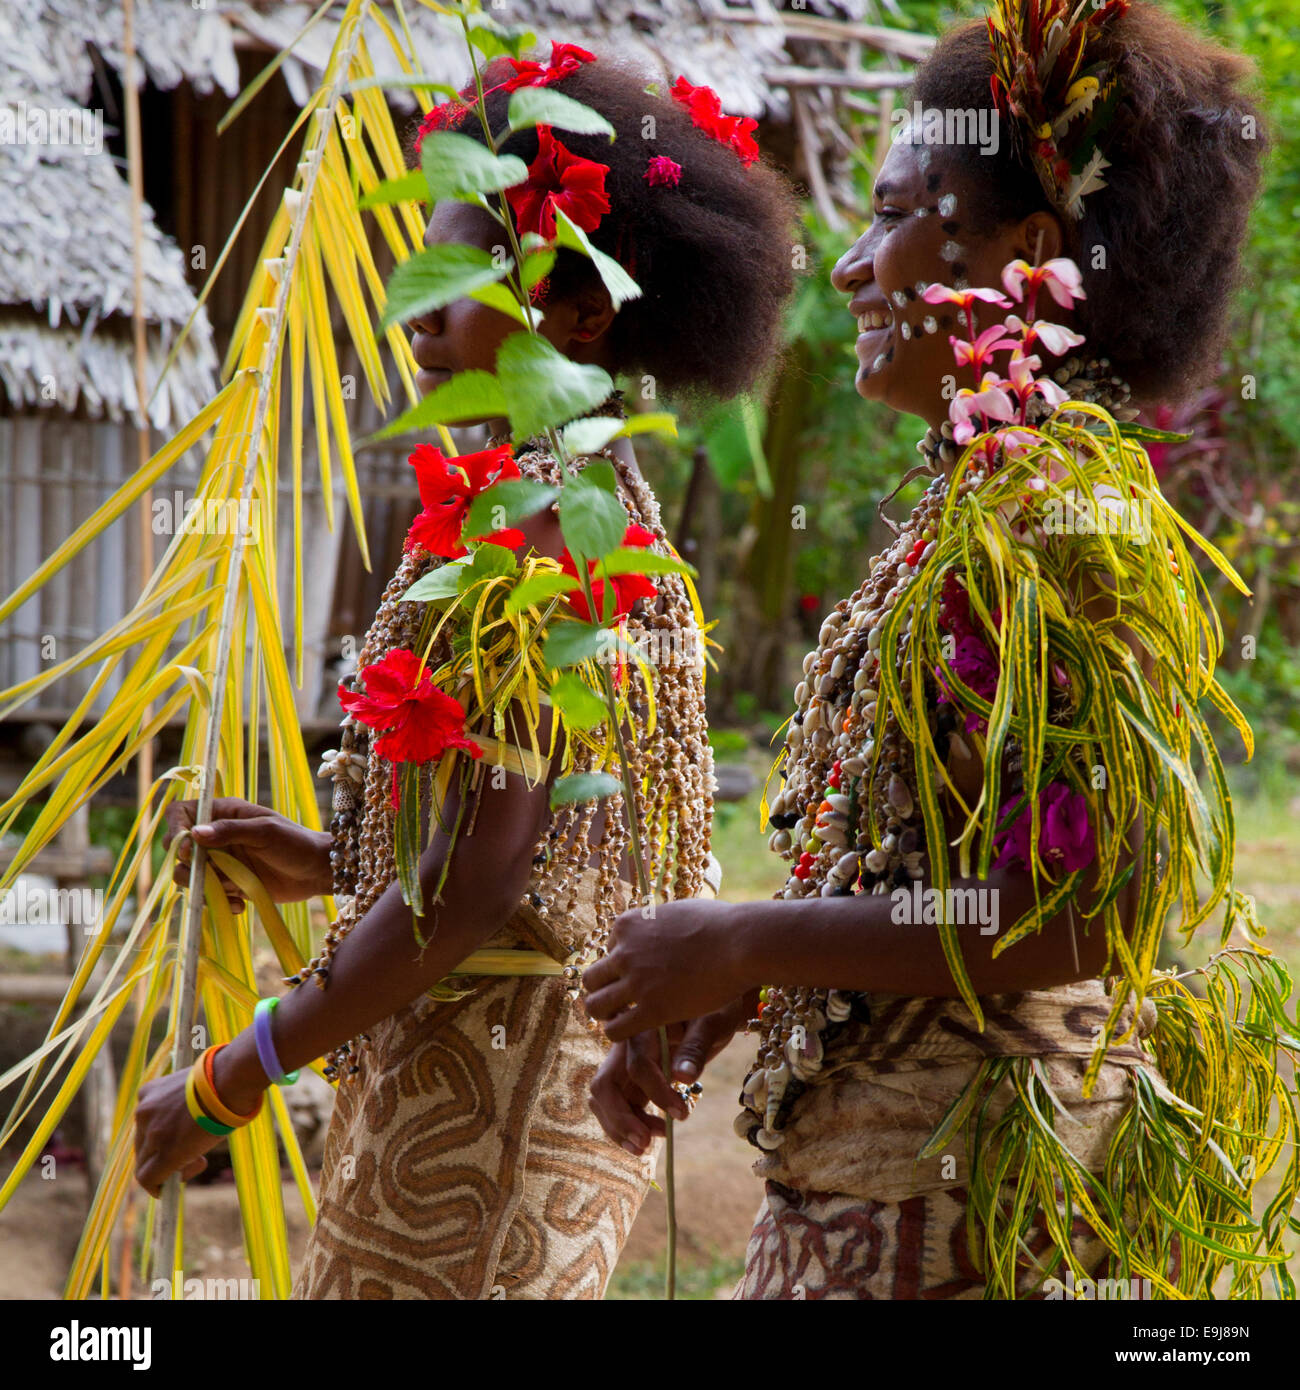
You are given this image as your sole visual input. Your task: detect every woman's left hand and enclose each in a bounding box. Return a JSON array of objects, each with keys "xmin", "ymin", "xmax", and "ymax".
[
  {"xmin": 583, "ymin": 897, "xmax": 750, "ymax": 1039},
  {"xmin": 133, "ymin": 1071, "xmax": 222, "ymax": 1198}
]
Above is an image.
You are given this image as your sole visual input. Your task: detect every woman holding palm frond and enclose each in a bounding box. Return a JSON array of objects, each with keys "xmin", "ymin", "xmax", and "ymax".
[
  {"xmin": 586, "ymin": 1, "xmax": 1300, "ymax": 1299},
  {"xmin": 132, "ymin": 50, "xmax": 797, "ymax": 1299}
]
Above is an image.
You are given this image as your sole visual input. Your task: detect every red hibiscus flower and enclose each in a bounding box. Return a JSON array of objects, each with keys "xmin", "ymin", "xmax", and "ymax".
[
  {"xmin": 505, "ymin": 125, "xmax": 611, "ymax": 239},
  {"xmin": 338, "ymin": 648, "xmax": 483, "ymax": 804},
  {"xmin": 670, "ymin": 76, "xmax": 759, "ymax": 167},
  {"xmin": 405, "ymin": 444, "xmax": 524, "ymax": 559},
  {"xmin": 503, "ymin": 42, "xmax": 596, "ymax": 91},
  {"xmin": 559, "ymin": 524, "xmax": 658, "ymax": 623},
  {"xmin": 644, "ymin": 155, "xmax": 682, "ymax": 188}
]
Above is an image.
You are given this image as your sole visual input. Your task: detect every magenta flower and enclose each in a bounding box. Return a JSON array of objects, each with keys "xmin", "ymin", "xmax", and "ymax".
[
  {"xmin": 994, "ymin": 782, "xmax": 1095, "ymax": 875},
  {"xmin": 936, "ymin": 633, "xmax": 1000, "ymax": 733},
  {"xmin": 645, "ymin": 155, "xmax": 682, "ymax": 187}
]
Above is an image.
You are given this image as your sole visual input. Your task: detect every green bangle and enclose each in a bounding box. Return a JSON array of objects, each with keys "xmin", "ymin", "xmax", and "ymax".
[
  {"xmin": 195, "ymin": 1113, "xmax": 234, "ymax": 1137},
  {"xmin": 254, "ymin": 997, "xmax": 300, "ymax": 1086}
]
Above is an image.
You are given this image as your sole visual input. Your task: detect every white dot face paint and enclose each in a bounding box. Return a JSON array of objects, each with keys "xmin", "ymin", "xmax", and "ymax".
[
  {"xmin": 915, "ymin": 280, "xmax": 929, "ymax": 296},
  {"xmin": 891, "ymin": 290, "xmax": 908, "ymax": 308},
  {"xmin": 940, "ymin": 241, "xmax": 965, "ymax": 263},
  {"xmin": 954, "ymin": 277, "xmax": 970, "ymax": 291},
  {"xmin": 923, "ymin": 315, "xmax": 938, "ymax": 335},
  {"xmin": 901, "ymin": 322, "xmax": 912, "ymax": 339},
  {"xmin": 938, "ymin": 193, "xmax": 958, "ymax": 217},
  {"xmin": 912, "ymin": 207, "xmax": 930, "ymax": 218},
  {"xmin": 916, "ymin": 146, "xmax": 933, "ymax": 172},
  {"xmin": 871, "ymin": 353, "xmax": 886, "ymax": 372}
]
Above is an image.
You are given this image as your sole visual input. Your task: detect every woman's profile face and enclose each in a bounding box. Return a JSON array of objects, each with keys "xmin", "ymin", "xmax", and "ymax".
[
  {"xmin": 831, "ymin": 127, "xmax": 1059, "ymax": 429},
  {"xmin": 408, "ymin": 201, "xmax": 530, "ymax": 402},
  {"xmin": 406, "ymin": 201, "xmax": 612, "ymax": 424}
]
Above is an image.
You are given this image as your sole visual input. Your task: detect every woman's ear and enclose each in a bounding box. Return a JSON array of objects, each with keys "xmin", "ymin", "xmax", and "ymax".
[
  {"xmin": 568, "ymin": 282, "xmax": 616, "ymax": 345},
  {"xmin": 1016, "ymin": 210, "xmax": 1067, "ymax": 265}
]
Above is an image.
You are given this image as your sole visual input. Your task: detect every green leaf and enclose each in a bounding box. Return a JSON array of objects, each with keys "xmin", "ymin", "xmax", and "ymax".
[
  {"xmin": 394, "ymin": 761, "xmax": 424, "ymax": 922},
  {"xmin": 461, "ymin": 478, "xmax": 558, "ymax": 545},
  {"xmin": 463, "ymin": 541, "xmax": 518, "ymax": 584},
  {"xmin": 420, "ymin": 131, "xmax": 528, "ymax": 203},
  {"xmin": 508, "ymin": 88, "xmax": 616, "ymax": 138},
  {"xmin": 466, "ymin": 280, "xmax": 530, "ymax": 326},
  {"xmin": 553, "ymin": 208, "xmax": 641, "ymax": 309},
  {"xmin": 1113, "ymin": 422, "xmax": 1194, "ymax": 445},
  {"xmin": 403, "ymin": 560, "xmax": 469, "ymax": 603},
  {"xmin": 704, "ymin": 394, "xmax": 770, "ymax": 496},
  {"xmin": 597, "ymin": 547, "xmax": 694, "ymax": 579},
  {"xmin": 549, "ymin": 771, "xmax": 621, "ymax": 809},
  {"xmin": 548, "ymin": 672, "xmax": 609, "ymax": 730},
  {"xmin": 505, "ymin": 571, "xmax": 580, "ymax": 616},
  {"xmin": 362, "ymin": 371, "xmax": 506, "ymax": 443},
  {"xmin": 466, "ymin": 16, "xmax": 536, "ymax": 61},
  {"xmin": 560, "ymin": 416, "xmax": 625, "ymax": 456},
  {"xmin": 542, "ymin": 621, "xmax": 611, "ymax": 669},
  {"xmin": 380, "ymin": 244, "xmax": 512, "ymax": 332},
  {"xmin": 620, "ymin": 412, "xmax": 678, "ymax": 439},
  {"xmin": 359, "ymin": 170, "xmax": 428, "ymax": 210},
  {"xmin": 559, "ymin": 465, "xmax": 628, "ymax": 559},
  {"xmin": 522, "ymin": 245, "xmax": 556, "ymax": 290},
  {"xmin": 495, "ymin": 332, "xmax": 613, "ymax": 442}
]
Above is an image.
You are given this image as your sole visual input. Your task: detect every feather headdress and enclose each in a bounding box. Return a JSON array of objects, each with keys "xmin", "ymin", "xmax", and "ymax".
[{"xmin": 987, "ymin": 0, "xmax": 1130, "ymax": 219}]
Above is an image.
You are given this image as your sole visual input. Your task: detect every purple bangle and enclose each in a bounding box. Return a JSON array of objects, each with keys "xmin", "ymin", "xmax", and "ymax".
[{"xmin": 253, "ymin": 997, "xmax": 299, "ymax": 1086}]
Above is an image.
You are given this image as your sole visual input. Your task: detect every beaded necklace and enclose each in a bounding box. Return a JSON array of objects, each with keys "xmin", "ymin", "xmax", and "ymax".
[
  {"xmin": 300, "ymin": 394, "xmax": 714, "ymax": 1079},
  {"xmin": 738, "ymin": 357, "xmax": 1134, "ymax": 1151}
]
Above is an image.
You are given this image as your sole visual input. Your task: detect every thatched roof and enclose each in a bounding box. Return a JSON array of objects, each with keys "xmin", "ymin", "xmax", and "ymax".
[
  {"xmin": 0, "ymin": 0, "xmax": 931, "ymax": 424},
  {"xmin": 0, "ymin": 0, "xmax": 226, "ymax": 427}
]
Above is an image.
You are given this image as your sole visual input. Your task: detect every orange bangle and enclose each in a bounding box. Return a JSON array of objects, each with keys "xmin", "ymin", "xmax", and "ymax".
[{"xmin": 192, "ymin": 1044, "xmax": 262, "ymax": 1129}]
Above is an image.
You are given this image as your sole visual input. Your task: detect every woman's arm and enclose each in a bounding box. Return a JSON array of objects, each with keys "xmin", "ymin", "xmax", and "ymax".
[
  {"xmin": 583, "ymin": 812, "xmax": 1141, "ymax": 1039},
  {"xmin": 211, "ymin": 728, "xmax": 551, "ymax": 1114}
]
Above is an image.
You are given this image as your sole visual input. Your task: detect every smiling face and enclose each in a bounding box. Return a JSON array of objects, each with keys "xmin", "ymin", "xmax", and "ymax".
[
  {"xmin": 831, "ymin": 127, "xmax": 1069, "ymax": 430},
  {"xmin": 407, "ymin": 201, "xmax": 615, "ymax": 425}
]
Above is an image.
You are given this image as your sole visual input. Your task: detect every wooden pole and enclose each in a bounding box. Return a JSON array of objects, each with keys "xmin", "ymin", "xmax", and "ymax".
[{"xmin": 122, "ymin": 0, "xmax": 154, "ymax": 1301}]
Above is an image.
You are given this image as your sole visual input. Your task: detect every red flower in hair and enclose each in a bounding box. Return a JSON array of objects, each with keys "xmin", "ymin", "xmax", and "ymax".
[
  {"xmin": 405, "ymin": 443, "xmax": 524, "ymax": 559},
  {"xmin": 559, "ymin": 524, "xmax": 658, "ymax": 623},
  {"xmin": 338, "ymin": 648, "xmax": 483, "ymax": 781},
  {"xmin": 504, "ymin": 42, "xmax": 596, "ymax": 90},
  {"xmin": 413, "ymin": 44, "xmax": 596, "ymax": 157},
  {"xmin": 505, "ymin": 125, "xmax": 611, "ymax": 239},
  {"xmin": 414, "ymin": 99, "xmax": 470, "ymax": 155},
  {"xmin": 670, "ymin": 76, "xmax": 759, "ymax": 167},
  {"xmin": 644, "ymin": 155, "xmax": 682, "ymax": 187}
]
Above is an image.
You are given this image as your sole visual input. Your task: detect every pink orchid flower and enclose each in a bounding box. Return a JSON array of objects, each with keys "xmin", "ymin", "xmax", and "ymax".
[
  {"xmin": 1005, "ymin": 314, "xmax": 1086, "ymax": 358},
  {"xmin": 922, "ymin": 282, "xmax": 1014, "ymax": 312},
  {"xmin": 950, "ymin": 374, "xmax": 1017, "ymax": 444},
  {"xmin": 951, "ymin": 323, "xmax": 1019, "ymax": 374},
  {"xmin": 1001, "ymin": 257, "xmax": 1087, "ymax": 308}
]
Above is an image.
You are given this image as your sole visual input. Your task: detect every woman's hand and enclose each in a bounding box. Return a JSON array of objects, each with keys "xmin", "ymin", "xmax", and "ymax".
[
  {"xmin": 582, "ymin": 898, "xmax": 752, "ymax": 1040},
  {"xmin": 589, "ymin": 994, "xmax": 756, "ymax": 1154},
  {"xmin": 132, "ymin": 1071, "xmax": 223, "ymax": 1198},
  {"xmin": 165, "ymin": 797, "xmax": 334, "ymax": 909}
]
